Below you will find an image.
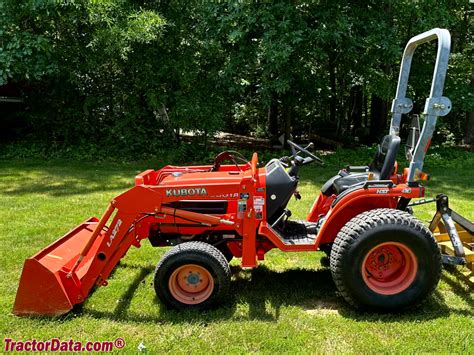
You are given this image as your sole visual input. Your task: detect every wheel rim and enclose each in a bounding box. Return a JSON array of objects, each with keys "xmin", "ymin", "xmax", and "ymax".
[
  {"xmin": 168, "ymin": 264, "xmax": 214, "ymax": 304},
  {"xmin": 362, "ymin": 242, "xmax": 418, "ymax": 295}
]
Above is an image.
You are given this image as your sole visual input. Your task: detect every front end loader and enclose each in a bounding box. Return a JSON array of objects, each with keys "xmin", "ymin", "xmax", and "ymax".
[{"xmin": 13, "ymin": 28, "xmax": 473, "ymax": 316}]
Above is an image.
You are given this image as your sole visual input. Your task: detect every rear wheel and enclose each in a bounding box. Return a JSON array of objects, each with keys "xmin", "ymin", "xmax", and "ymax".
[
  {"xmin": 154, "ymin": 242, "xmax": 231, "ymax": 310},
  {"xmin": 330, "ymin": 208, "xmax": 441, "ymax": 310}
]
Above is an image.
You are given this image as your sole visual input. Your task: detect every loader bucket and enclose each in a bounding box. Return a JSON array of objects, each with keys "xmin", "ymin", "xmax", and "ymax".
[{"xmin": 13, "ymin": 217, "xmax": 107, "ymax": 316}]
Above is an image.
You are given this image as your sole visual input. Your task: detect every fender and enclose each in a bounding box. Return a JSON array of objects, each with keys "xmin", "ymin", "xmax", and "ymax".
[{"xmin": 314, "ymin": 184, "xmax": 423, "ymax": 246}]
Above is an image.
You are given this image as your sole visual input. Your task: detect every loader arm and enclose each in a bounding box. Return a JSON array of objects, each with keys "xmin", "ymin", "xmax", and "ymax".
[
  {"xmin": 13, "ymin": 186, "xmax": 159, "ymax": 316},
  {"xmin": 13, "ymin": 184, "xmax": 236, "ymax": 316}
]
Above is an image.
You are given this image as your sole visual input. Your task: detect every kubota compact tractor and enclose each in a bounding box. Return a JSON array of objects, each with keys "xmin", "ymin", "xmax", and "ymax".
[{"xmin": 13, "ymin": 28, "xmax": 473, "ymax": 316}]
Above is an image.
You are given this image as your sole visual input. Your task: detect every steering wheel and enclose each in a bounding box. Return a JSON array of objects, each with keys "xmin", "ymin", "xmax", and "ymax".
[
  {"xmin": 211, "ymin": 151, "xmax": 251, "ymax": 172},
  {"xmin": 287, "ymin": 140, "xmax": 323, "ymax": 165}
]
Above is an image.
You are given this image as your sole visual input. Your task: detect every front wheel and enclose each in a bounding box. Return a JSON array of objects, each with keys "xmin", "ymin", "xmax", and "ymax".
[
  {"xmin": 330, "ymin": 208, "xmax": 441, "ymax": 311},
  {"xmin": 216, "ymin": 243, "xmax": 234, "ymax": 262},
  {"xmin": 154, "ymin": 242, "xmax": 231, "ymax": 310}
]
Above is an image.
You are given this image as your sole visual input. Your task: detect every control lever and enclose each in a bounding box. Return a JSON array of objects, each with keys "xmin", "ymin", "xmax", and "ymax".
[{"xmin": 271, "ymin": 209, "xmax": 292, "ymax": 228}]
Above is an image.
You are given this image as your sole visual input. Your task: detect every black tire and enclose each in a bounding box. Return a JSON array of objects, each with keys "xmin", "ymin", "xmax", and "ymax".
[
  {"xmin": 320, "ymin": 256, "xmax": 330, "ymax": 268},
  {"xmin": 216, "ymin": 243, "xmax": 234, "ymax": 262},
  {"xmin": 319, "ymin": 243, "xmax": 332, "ymax": 267},
  {"xmin": 330, "ymin": 208, "xmax": 441, "ymax": 311},
  {"xmin": 154, "ymin": 241, "xmax": 231, "ymax": 310},
  {"xmin": 319, "ymin": 243, "xmax": 333, "ymax": 257}
]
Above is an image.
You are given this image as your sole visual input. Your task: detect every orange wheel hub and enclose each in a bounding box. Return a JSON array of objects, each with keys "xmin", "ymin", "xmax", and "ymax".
[
  {"xmin": 168, "ymin": 264, "xmax": 214, "ymax": 304},
  {"xmin": 362, "ymin": 242, "xmax": 418, "ymax": 295}
]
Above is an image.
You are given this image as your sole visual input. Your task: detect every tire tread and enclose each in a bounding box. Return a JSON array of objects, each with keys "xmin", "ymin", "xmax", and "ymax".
[
  {"xmin": 330, "ymin": 208, "xmax": 441, "ymax": 309},
  {"xmin": 154, "ymin": 241, "xmax": 231, "ymax": 310}
]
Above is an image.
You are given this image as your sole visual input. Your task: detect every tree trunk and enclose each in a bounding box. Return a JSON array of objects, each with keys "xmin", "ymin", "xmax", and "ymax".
[
  {"xmin": 363, "ymin": 93, "xmax": 368, "ymax": 128},
  {"xmin": 464, "ymin": 113, "xmax": 474, "ymax": 145},
  {"xmin": 157, "ymin": 104, "xmax": 179, "ymax": 143},
  {"xmin": 329, "ymin": 54, "xmax": 337, "ymax": 128},
  {"xmin": 464, "ymin": 70, "xmax": 474, "ymax": 144},
  {"xmin": 350, "ymin": 85, "xmax": 363, "ymax": 136},
  {"xmin": 336, "ymin": 62, "xmax": 345, "ymax": 137},
  {"xmin": 267, "ymin": 95, "xmax": 279, "ymax": 141},
  {"xmin": 282, "ymin": 104, "xmax": 292, "ymax": 145},
  {"xmin": 203, "ymin": 129, "xmax": 208, "ymax": 150},
  {"xmin": 370, "ymin": 95, "xmax": 389, "ymax": 141}
]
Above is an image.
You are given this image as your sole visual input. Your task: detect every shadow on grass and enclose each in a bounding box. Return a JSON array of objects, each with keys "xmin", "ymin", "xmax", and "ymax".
[
  {"xmin": 441, "ymin": 266, "xmax": 473, "ymax": 305},
  {"xmin": 76, "ymin": 263, "xmax": 473, "ymax": 325}
]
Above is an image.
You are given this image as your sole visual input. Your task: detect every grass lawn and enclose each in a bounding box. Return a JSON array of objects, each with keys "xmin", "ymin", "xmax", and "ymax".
[{"xmin": 0, "ymin": 150, "xmax": 472, "ymax": 353}]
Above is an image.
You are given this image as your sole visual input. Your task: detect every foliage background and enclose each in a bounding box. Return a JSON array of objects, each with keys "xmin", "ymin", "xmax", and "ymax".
[{"xmin": 1, "ymin": 0, "xmax": 473, "ymax": 154}]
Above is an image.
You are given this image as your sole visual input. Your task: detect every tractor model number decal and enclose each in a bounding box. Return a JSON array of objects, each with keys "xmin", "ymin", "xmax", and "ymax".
[
  {"xmin": 211, "ymin": 192, "xmax": 239, "ymax": 198},
  {"xmin": 376, "ymin": 189, "xmax": 389, "ymax": 194},
  {"xmin": 107, "ymin": 219, "xmax": 122, "ymax": 247},
  {"xmin": 165, "ymin": 187, "xmax": 208, "ymax": 197}
]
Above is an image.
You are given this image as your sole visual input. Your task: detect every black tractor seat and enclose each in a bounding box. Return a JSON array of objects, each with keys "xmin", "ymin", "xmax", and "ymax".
[
  {"xmin": 321, "ymin": 135, "xmax": 400, "ymax": 196},
  {"xmin": 332, "ymin": 171, "xmax": 380, "ymax": 195}
]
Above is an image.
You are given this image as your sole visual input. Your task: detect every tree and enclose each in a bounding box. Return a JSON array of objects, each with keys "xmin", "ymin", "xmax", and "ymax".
[{"xmin": 1, "ymin": 0, "xmax": 472, "ymax": 150}]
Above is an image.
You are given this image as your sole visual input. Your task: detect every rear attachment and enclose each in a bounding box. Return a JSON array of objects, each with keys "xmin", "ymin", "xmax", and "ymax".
[{"xmin": 411, "ymin": 194, "xmax": 474, "ymax": 281}]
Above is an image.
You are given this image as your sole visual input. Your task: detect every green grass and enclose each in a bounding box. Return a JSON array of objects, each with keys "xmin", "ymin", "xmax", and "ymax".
[{"xmin": 0, "ymin": 151, "xmax": 473, "ymax": 353}]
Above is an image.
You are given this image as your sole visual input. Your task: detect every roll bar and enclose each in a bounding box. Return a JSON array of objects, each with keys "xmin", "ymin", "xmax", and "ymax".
[{"xmin": 388, "ymin": 28, "xmax": 451, "ymax": 183}]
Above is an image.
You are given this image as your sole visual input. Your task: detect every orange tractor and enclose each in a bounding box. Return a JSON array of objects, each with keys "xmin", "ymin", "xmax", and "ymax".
[{"xmin": 13, "ymin": 28, "xmax": 473, "ymax": 316}]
